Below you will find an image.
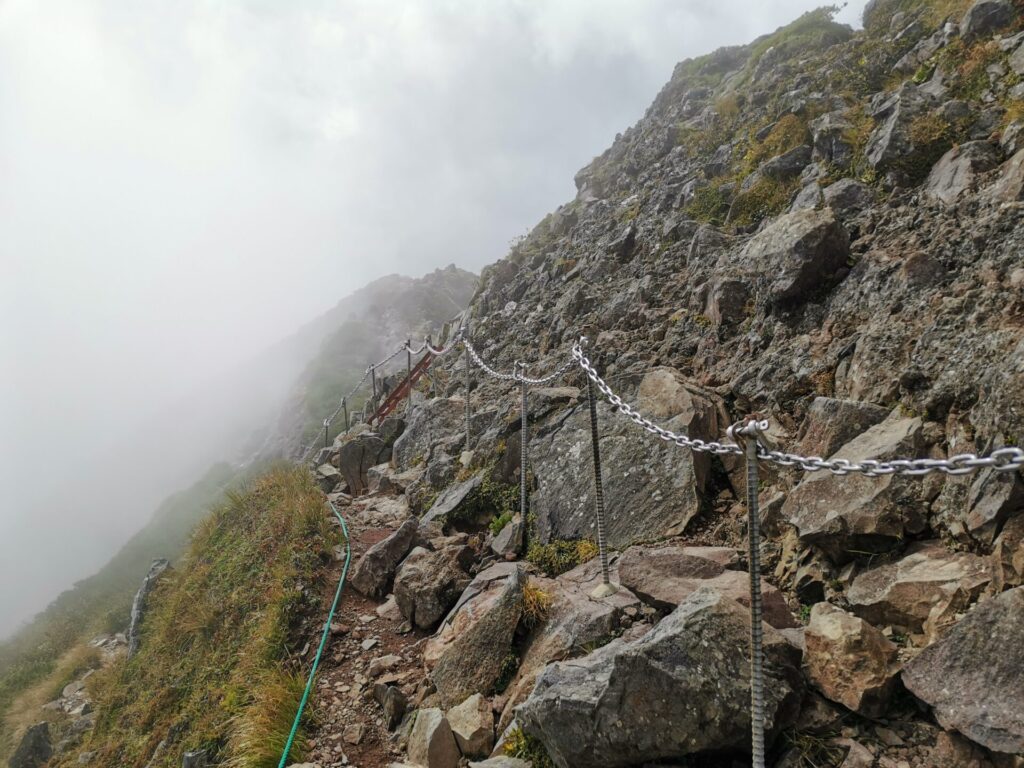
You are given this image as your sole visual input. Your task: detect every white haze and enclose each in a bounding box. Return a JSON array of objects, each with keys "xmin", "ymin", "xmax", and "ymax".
[{"xmin": 0, "ymin": 0, "xmax": 867, "ymax": 637}]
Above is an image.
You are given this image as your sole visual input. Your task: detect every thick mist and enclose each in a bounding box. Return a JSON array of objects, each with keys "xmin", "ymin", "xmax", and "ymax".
[{"xmin": 0, "ymin": 0, "xmax": 867, "ymax": 637}]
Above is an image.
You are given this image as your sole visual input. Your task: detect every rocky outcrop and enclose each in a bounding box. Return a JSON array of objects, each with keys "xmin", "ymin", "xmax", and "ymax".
[
  {"xmin": 617, "ymin": 544, "xmax": 796, "ymax": 628},
  {"xmin": 426, "ymin": 564, "xmax": 524, "ymax": 709},
  {"xmin": 394, "ymin": 545, "xmax": 474, "ymax": 630},
  {"xmin": 422, "ymin": 474, "xmax": 482, "ymax": 528},
  {"xmin": 846, "ymin": 542, "xmax": 991, "ymax": 635},
  {"xmin": 783, "ymin": 414, "xmax": 927, "ymax": 562},
  {"xmin": 408, "ymin": 708, "xmax": 460, "ymax": 768},
  {"xmin": 924, "ymin": 141, "xmax": 1001, "ymax": 206},
  {"xmin": 393, "ymin": 398, "xmax": 467, "ymax": 470},
  {"xmin": 516, "ymin": 588, "xmax": 803, "ymax": 767},
  {"xmin": 127, "ymin": 558, "xmax": 170, "ymax": 658},
  {"xmin": 9, "ymin": 723, "xmax": 51, "ymax": 768},
  {"xmin": 794, "ymin": 397, "xmax": 889, "ymax": 458},
  {"xmin": 804, "ymin": 603, "xmax": 900, "ymax": 717},
  {"xmin": 903, "ymin": 586, "xmax": 1024, "ymax": 754},
  {"xmin": 735, "ymin": 208, "xmax": 850, "ymax": 306},
  {"xmin": 338, "ymin": 427, "xmax": 400, "ymax": 495},
  {"xmin": 350, "ymin": 517, "xmax": 418, "ymax": 598},
  {"xmin": 446, "ymin": 693, "xmax": 494, "ymax": 758}
]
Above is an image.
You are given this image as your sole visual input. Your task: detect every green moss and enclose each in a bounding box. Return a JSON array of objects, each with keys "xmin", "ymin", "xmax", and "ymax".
[
  {"xmin": 526, "ymin": 539, "xmax": 599, "ymax": 577},
  {"xmin": 685, "ymin": 183, "xmax": 731, "ymax": 225},
  {"xmin": 489, "ymin": 511, "xmax": 513, "ymax": 537},
  {"xmin": 503, "ymin": 727, "xmax": 556, "ymax": 768},
  {"xmin": 728, "ymin": 176, "xmax": 801, "ymax": 228},
  {"xmin": 443, "ymin": 470, "xmax": 518, "ymax": 528},
  {"xmin": 493, "ymin": 654, "xmax": 520, "ymax": 694}
]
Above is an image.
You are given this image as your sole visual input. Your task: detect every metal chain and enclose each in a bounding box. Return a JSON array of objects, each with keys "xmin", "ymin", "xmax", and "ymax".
[
  {"xmin": 514, "ymin": 356, "xmax": 576, "ymax": 385},
  {"xmin": 572, "ymin": 338, "xmax": 1024, "ymax": 476},
  {"xmin": 464, "ymin": 335, "xmax": 573, "ymax": 384},
  {"xmin": 425, "ymin": 326, "xmax": 465, "ymax": 356},
  {"xmin": 463, "ymin": 336, "xmax": 520, "ymax": 381},
  {"xmin": 572, "ymin": 338, "xmax": 745, "ymax": 457}
]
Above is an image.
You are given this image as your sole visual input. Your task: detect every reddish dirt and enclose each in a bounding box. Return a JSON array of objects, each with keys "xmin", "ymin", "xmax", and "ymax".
[{"xmin": 304, "ymin": 522, "xmax": 430, "ymax": 768}]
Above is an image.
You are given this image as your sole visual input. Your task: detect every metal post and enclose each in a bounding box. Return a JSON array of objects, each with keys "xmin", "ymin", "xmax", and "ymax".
[
  {"xmin": 586, "ymin": 377, "xmax": 616, "ymax": 598},
  {"xmin": 371, "ymin": 364, "xmax": 378, "ymax": 401},
  {"xmin": 464, "ymin": 336, "xmax": 472, "ymax": 451},
  {"xmin": 737, "ymin": 420, "xmax": 767, "ymax": 768},
  {"xmin": 517, "ymin": 363, "xmax": 528, "ymax": 524},
  {"xmin": 342, "ymin": 398, "xmax": 349, "ymax": 431},
  {"xmin": 406, "ymin": 339, "xmax": 413, "ymax": 413},
  {"xmin": 323, "ymin": 418, "xmax": 329, "ymax": 448}
]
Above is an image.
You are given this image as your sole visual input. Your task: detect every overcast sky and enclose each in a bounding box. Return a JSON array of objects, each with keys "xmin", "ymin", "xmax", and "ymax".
[{"xmin": 0, "ymin": 0, "xmax": 866, "ymax": 636}]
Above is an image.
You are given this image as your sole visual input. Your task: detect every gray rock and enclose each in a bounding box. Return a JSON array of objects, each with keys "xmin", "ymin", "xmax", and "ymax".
[
  {"xmin": 529, "ymin": 399, "xmax": 703, "ymax": 547},
  {"xmin": 760, "ymin": 144, "xmax": 812, "ymax": 180},
  {"xmin": 128, "ymin": 558, "xmax": 170, "ymax": 658},
  {"xmin": 315, "ymin": 463, "xmax": 342, "ymax": 493},
  {"xmin": 181, "ymin": 751, "xmax": 208, "ymax": 768},
  {"xmin": 865, "ymin": 83, "xmax": 935, "ymax": 174},
  {"xmin": 338, "ymin": 433, "xmax": 391, "ymax": 495},
  {"xmin": 468, "ymin": 759, "xmax": 531, "ymax": 768},
  {"xmin": 992, "ymin": 515, "xmax": 1024, "ymax": 591},
  {"xmin": 425, "ymin": 564, "xmax": 524, "ymax": 709},
  {"xmin": 988, "ymin": 148, "xmax": 1024, "ymax": 201},
  {"xmin": 736, "ymin": 207, "xmax": 850, "ymax": 306},
  {"xmin": 789, "ymin": 182, "xmax": 823, "ymax": 212},
  {"xmin": 795, "ymin": 397, "xmax": 890, "ymax": 458},
  {"xmin": 704, "ymin": 277, "xmax": 751, "ymax": 327},
  {"xmin": 9, "ymin": 723, "xmax": 51, "ymax": 768},
  {"xmin": 960, "ymin": 0, "xmax": 1015, "ymax": 41},
  {"xmin": 447, "ymin": 693, "xmax": 494, "ymax": 758},
  {"xmin": 516, "ymin": 587, "xmax": 803, "ymax": 767},
  {"xmin": 964, "ymin": 467, "xmax": 1024, "ymax": 543},
  {"xmin": 393, "ymin": 398, "xmax": 467, "ymax": 470},
  {"xmin": 422, "ymin": 474, "xmax": 483, "ymax": 528},
  {"xmin": 783, "ymin": 414, "xmax": 928, "ymax": 562},
  {"xmin": 350, "ymin": 517, "xmax": 418, "ymax": 598},
  {"xmin": 1012, "ymin": 40, "xmax": 1024, "ymax": 76},
  {"xmin": 617, "ymin": 544, "xmax": 796, "ymax": 627},
  {"xmin": 903, "ymin": 586, "xmax": 1024, "ymax": 754},
  {"xmin": 394, "ymin": 545, "xmax": 474, "ymax": 629},
  {"xmin": 811, "ymin": 112, "xmax": 854, "ymax": 169},
  {"xmin": 805, "ymin": 603, "xmax": 900, "ymax": 717},
  {"xmin": 924, "ymin": 141, "xmax": 1001, "ymax": 206},
  {"xmin": 373, "ymin": 682, "xmax": 408, "ymax": 730},
  {"xmin": 846, "ymin": 541, "xmax": 991, "ymax": 634},
  {"xmin": 1000, "ymin": 120, "xmax": 1024, "ymax": 155},
  {"xmin": 823, "ymin": 178, "xmax": 875, "ymax": 215},
  {"xmin": 408, "ymin": 708, "xmax": 460, "ymax": 768},
  {"xmin": 490, "ymin": 514, "xmax": 524, "ymax": 558}
]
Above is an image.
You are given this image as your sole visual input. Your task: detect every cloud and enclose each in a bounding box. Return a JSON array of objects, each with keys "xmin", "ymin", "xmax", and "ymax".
[{"xmin": 0, "ymin": 0, "xmax": 866, "ymax": 634}]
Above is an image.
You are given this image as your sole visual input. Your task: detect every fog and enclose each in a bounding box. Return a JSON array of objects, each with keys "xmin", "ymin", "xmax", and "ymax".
[{"xmin": 0, "ymin": 0, "xmax": 867, "ymax": 637}]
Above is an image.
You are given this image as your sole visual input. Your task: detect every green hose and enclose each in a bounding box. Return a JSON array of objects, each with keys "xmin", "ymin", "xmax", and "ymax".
[{"xmin": 278, "ymin": 498, "xmax": 352, "ymax": 767}]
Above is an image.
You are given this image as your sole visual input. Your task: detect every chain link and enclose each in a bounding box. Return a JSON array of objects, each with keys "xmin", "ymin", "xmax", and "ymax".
[
  {"xmin": 463, "ymin": 336, "xmax": 520, "ymax": 381},
  {"xmin": 572, "ymin": 338, "xmax": 1024, "ymax": 476}
]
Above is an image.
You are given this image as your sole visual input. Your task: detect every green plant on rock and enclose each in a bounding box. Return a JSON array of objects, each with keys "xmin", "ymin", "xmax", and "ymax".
[
  {"xmin": 728, "ymin": 176, "xmax": 801, "ymax": 228},
  {"xmin": 522, "ymin": 581, "xmax": 553, "ymax": 629},
  {"xmin": 503, "ymin": 727, "xmax": 556, "ymax": 768},
  {"xmin": 489, "ymin": 511, "xmax": 513, "ymax": 537},
  {"xmin": 685, "ymin": 183, "xmax": 731, "ymax": 225},
  {"xmin": 494, "ymin": 653, "xmax": 520, "ymax": 694},
  {"xmin": 526, "ymin": 539, "xmax": 599, "ymax": 577}
]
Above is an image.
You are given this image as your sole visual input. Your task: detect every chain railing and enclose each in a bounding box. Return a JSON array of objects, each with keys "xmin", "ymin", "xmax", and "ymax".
[{"xmin": 301, "ymin": 321, "xmax": 1022, "ymax": 768}]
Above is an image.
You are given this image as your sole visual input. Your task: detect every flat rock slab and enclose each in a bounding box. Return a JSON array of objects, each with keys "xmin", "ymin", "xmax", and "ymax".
[{"xmin": 903, "ymin": 586, "xmax": 1024, "ymax": 754}]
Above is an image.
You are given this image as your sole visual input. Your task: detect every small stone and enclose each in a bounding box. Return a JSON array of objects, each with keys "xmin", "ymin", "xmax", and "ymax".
[
  {"xmin": 446, "ymin": 693, "xmax": 494, "ymax": 758},
  {"xmin": 343, "ymin": 723, "xmax": 365, "ymax": 745},
  {"xmin": 360, "ymin": 638, "xmax": 379, "ymax": 651},
  {"xmin": 407, "ymin": 708, "xmax": 460, "ymax": 768}
]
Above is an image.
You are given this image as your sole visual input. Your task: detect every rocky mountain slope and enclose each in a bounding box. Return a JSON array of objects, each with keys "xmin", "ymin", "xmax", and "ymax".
[
  {"xmin": 9, "ymin": 1, "xmax": 1024, "ymax": 767},
  {"xmin": 291, "ymin": 2, "xmax": 1024, "ymax": 767}
]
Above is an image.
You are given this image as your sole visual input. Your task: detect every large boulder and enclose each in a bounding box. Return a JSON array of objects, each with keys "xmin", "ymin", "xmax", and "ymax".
[
  {"xmin": 497, "ymin": 557, "xmax": 641, "ymax": 731},
  {"xmin": 822, "ymin": 178, "xmax": 875, "ymax": 216},
  {"xmin": 408, "ymin": 708, "xmax": 461, "ymax": 768},
  {"xmin": 127, "ymin": 559, "xmax": 170, "ymax": 658},
  {"xmin": 960, "ymin": 0, "xmax": 1016, "ymax": 41},
  {"xmin": 846, "ymin": 542, "xmax": 991, "ymax": 634},
  {"xmin": 315, "ymin": 463, "xmax": 342, "ymax": 493},
  {"xmin": 516, "ymin": 588, "xmax": 804, "ymax": 767},
  {"xmin": 903, "ymin": 586, "xmax": 1024, "ymax": 754},
  {"xmin": 804, "ymin": 603, "xmax": 900, "ymax": 717},
  {"xmin": 9, "ymin": 723, "xmax": 51, "ymax": 768},
  {"xmin": 992, "ymin": 515, "xmax": 1024, "ymax": 591},
  {"xmin": 924, "ymin": 141, "xmax": 1001, "ymax": 206},
  {"xmin": 795, "ymin": 397, "xmax": 890, "ymax": 458},
  {"xmin": 530, "ymin": 395, "xmax": 708, "ymax": 547},
  {"xmin": 393, "ymin": 398, "xmax": 467, "ymax": 470},
  {"xmin": 617, "ymin": 545, "xmax": 796, "ymax": 628},
  {"xmin": 425, "ymin": 564, "xmax": 524, "ymax": 708},
  {"xmin": 864, "ymin": 83, "xmax": 936, "ymax": 175},
  {"xmin": 350, "ymin": 517, "xmax": 418, "ymax": 598},
  {"xmin": 394, "ymin": 545, "xmax": 474, "ymax": 630},
  {"xmin": 811, "ymin": 111, "xmax": 855, "ymax": 169},
  {"xmin": 783, "ymin": 414, "xmax": 928, "ymax": 563},
  {"xmin": 338, "ymin": 433, "xmax": 392, "ymax": 495},
  {"xmin": 422, "ymin": 474, "xmax": 483, "ymax": 528},
  {"xmin": 988, "ymin": 148, "xmax": 1024, "ymax": 202},
  {"xmin": 734, "ymin": 208, "xmax": 850, "ymax": 306},
  {"xmin": 446, "ymin": 693, "xmax": 494, "ymax": 758}
]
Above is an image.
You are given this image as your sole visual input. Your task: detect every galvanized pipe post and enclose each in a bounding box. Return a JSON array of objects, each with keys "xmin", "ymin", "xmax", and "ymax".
[
  {"xmin": 515, "ymin": 362, "xmax": 528, "ymax": 523},
  {"xmin": 586, "ymin": 376, "xmax": 616, "ymax": 598},
  {"xmin": 342, "ymin": 398, "xmax": 349, "ymax": 431},
  {"xmin": 406, "ymin": 339, "xmax": 413, "ymax": 413},
  {"xmin": 323, "ymin": 417, "xmax": 329, "ymax": 448},
  {"xmin": 463, "ymin": 329, "xmax": 472, "ymax": 452}
]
